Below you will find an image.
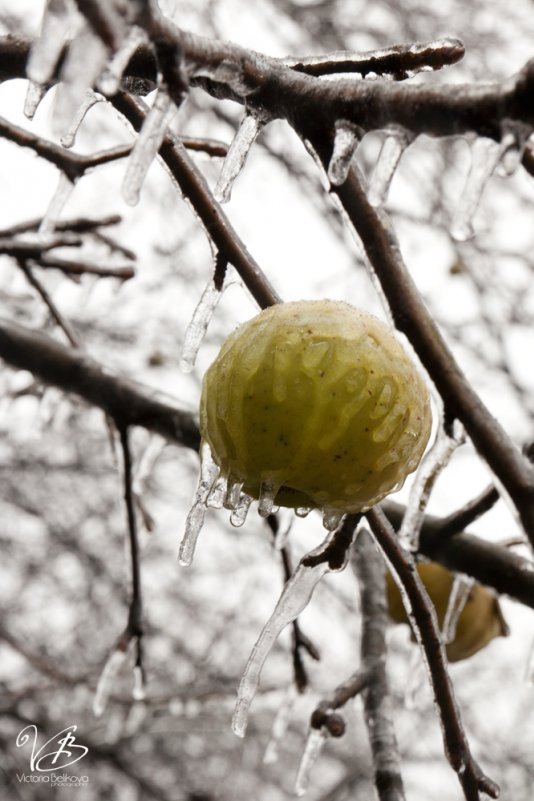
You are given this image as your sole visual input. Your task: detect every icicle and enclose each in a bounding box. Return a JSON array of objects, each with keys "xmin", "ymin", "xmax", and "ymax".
[
  {"xmin": 93, "ymin": 648, "xmax": 127, "ymax": 717},
  {"xmin": 180, "ymin": 267, "xmax": 236, "ymax": 373},
  {"xmin": 132, "ymin": 665, "xmax": 146, "ymax": 701},
  {"xmin": 23, "ymin": 81, "xmax": 49, "ymax": 120},
  {"xmin": 368, "ymin": 130, "xmax": 413, "ymax": 207},
  {"xmin": 207, "ymin": 475, "xmax": 228, "ymax": 509},
  {"xmin": 258, "ymin": 479, "xmax": 278, "ymax": 518},
  {"xmin": 230, "ymin": 492, "xmax": 253, "ymax": 527},
  {"xmin": 263, "ymin": 685, "xmax": 298, "ymax": 764},
  {"xmin": 178, "ymin": 442, "xmax": 219, "ymax": 567},
  {"xmin": 98, "ymin": 25, "xmax": 148, "ymax": 96},
  {"xmin": 60, "ymin": 89, "xmax": 103, "ymax": 148},
  {"xmin": 232, "ymin": 534, "xmax": 336, "ymax": 737},
  {"xmin": 397, "ymin": 420, "xmax": 465, "ymax": 551},
  {"xmin": 442, "ymin": 574, "xmax": 474, "ymax": 644},
  {"xmin": 295, "ymin": 507, "xmax": 312, "ymax": 518},
  {"xmin": 496, "ymin": 121, "xmax": 533, "ymax": 177},
  {"xmin": 39, "ymin": 173, "xmax": 76, "ymax": 236},
  {"xmin": 214, "ymin": 114, "xmax": 263, "ymax": 203},
  {"xmin": 122, "ymin": 85, "xmax": 177, "ymax": 206},
  {"xmin": 322, "ymin": 508, "xmax": 345, "ymax": 531},
  {"xmin": 26, "ymin": 0, "xmax": 73, "ymax": 86},
  {"xmin": 327, "ymin": 120, "xmax": 360, "ymax": 186},
  {"xmin": 294, "ymin": 727, "xmax": 328, "ymax": 796},
  {"xmin": 224, "ymin": 477, "xmax": 244, "ymax": 511},
  {"xmin": 53, "ymin": 23, "xmax": 109, "ymax": 136}
]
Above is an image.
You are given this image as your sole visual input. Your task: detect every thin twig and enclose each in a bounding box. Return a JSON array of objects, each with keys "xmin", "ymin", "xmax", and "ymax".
[
  {"xmin": 437, "ymin": 485, "xmax": 500, "ymax": 537},
  {"xmin": 366, "ymin": 507, "xmax": 499, "ymax": 801},
  {"xmin": 18, "ymin": 261, "xmax": 80, "ymax": 347},
  {"xmin": 351, "ymin": 528, "xmax": 405, "ymax": 801},
  {"xmin": 39, "ymin": 254, "xmax": 135, "ymax": 280}
]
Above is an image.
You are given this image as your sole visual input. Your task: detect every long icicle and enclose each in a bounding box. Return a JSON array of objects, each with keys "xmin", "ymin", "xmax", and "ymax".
[
  {"xmin": 60, "ymin": 89, "xmax": 103, "ymax": 148},
  {"xmin": 294, "ymin": 727, "xmax": 329, "ymax": 796},
  {"xmin": 368, "ymin": 130, "xmax": 413, "ymax": 207},
  {"xmin": 178, "ymin": 441, "xmax": 219, "ymax": 567},
  {"xmin": 214, "ymin": 113, "xmax": 264, "ymax": 203}
]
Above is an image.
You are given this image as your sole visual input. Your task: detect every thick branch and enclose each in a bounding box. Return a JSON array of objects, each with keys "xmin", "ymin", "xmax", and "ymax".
[{"xmin": 0, "ymin": 317, "xmax": 200, "ymax": 450}]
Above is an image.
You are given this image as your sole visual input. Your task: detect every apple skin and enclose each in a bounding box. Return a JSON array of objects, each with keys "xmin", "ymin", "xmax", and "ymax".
[
  {"xmin": 200, "ymin": 300, "xmax": 432, "ymax": 511},
  {"xmin": 386, "ymin": 561, "xmax": 509, "ymax": 662}
]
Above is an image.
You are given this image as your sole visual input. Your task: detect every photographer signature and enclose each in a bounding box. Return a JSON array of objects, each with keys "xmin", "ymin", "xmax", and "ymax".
[{"xmin": 16, "ymin": 724, "xmax": 89, "ymax": 772}]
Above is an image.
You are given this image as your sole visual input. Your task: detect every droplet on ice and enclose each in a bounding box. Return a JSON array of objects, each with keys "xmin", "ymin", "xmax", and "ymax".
[
  {"xmin": 230, "ymin": 492, "xmax": 253, "ymax": 527},
  {"xmin": 93, "ymin": 648, "xmax": 127, "ymax": 717},
  {"xmin": 294, "ymin": 727, "xmax": 328, "ymax": 796},
  {"xmin": 442, "ymin": 573, "xmax": 474, "ymax": 643},
  {"xmin": 39, "ymin": 173, "xmax": 76, "ymax": 236},
  {"xmin": 179, "ymin": 267, "xmax": 236, "ymax": 373},
  {"xmin": 327, "ymin": 120, "xmax": 360, "ymax": 186},
  {"xmin": 258, "ymin": 479, "xmax": 278, "ymax": 518},
  {"xmin": 398, "ymin": 420, "xmax": 465, "ymax": 551},
  {"xmin": 295, "ymin": 507, "xmax": 312, "ymax": 518},
  {"xmin": 232, "ymin": 558, "xmax": 330, "ymax": 737},
  {"xmin": 368, "ymin": 130, "xmax": 413, "ymax": 207},
  {"xmin": 23, "ymin": 81, "xmax": 48, "ymax": 120},
  {"xmin": 122, "ymin": 86, "xmax": 177, "ymax": 206},
  {"xmin": 322, "ymin": 508, "xmax": 345, "ymax": 531},
  {"xmin": 178, "ymin": 442, "xmax": 219, "ymax": 566},
  {"xmin": 214, "ymin": 114, "xmax": 263, "ymax": 203},
  {"xmin": 60, "ymin": 89, "xmax": 103, "ymax": 148}
]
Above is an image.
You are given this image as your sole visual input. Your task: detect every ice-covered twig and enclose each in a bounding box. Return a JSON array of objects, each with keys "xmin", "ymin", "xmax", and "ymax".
[
  {"xmin": 367, "ymin": 507, "xmax": 499, "ymax": 800},
  {"xmin": 351, "ymin": 529, "xmax": 405, "ymax": 801},
  {"xmin": 132, "ymin": 435, "xmax": 166, "ymax": 533},
  {"xmin": 285, "ymin": 37, "xmax": 465, "ymax": 78},
  {"xmin": 122, "ymin": 84, "xmax": 178, "ymax": 206},
  {"xmin": 39, "ymin": 173, "xmax": 76, "ymax": 236},
  {"xmin": 398, "ymin": 419, "xmax": 465, "ymax": 551},
  {"xmin": 437, "ymin": 483, "xmax": 500, "ymax": 537},
  {"xmin": 178, "ymin": 441, "xmax": 219, "ymax": 566},
  {"xmin": 368, "ymin": 130, "xmax": 413, "ymax": 207},
  {"xmin": 18, "ymin": 261, "xmax": 80, "ymax": 347},
  {"xmin": 179, "ymin": 256, "xmax": 237, "ymax": 373},
  {"xmin": 327, "ymin": 120, "xmax": 361, "ymax": 186},
  {"xmin": 442, "ymin": 574, "xmax": 474, "ymax": 644},
  {"xmin": 23, "ymin": 81, "xmax": 49, "ymax": 120},
  {"xmin": 233, "ymin": 518, "xmax": 357, "ymax": 737},
  {"xmin": 93, "ymin": 645, "xmax": 128, "ymax": 717},
  {"xmin": 214, "ymin": 113, "xmax": 264, "ymax": 203},
  {"xmin": 60, "ymin": 89, "xmax": 103, "ymax": 148}
]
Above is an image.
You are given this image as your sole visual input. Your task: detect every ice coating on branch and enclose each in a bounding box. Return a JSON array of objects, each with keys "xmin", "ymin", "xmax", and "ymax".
[
  {"xmin": 442, "ymin": 574, "xmax": 474, "ymax": 644},
  {"xmin": 39, "ymin": 173, "xmax": 75, "ymax": 236},
  {"xmin": 99, "ymin": 26, "xmax": 148, "ymax": 95},
  {"xmin": 294, "ymin": 727, "xmax": 328, "ymax": 796},
  {"xmin": 122, "ymin": 86, "xmax": 177, "ymax": 206},
  {"xmin": 214, "ymin": 114, "xmax": 263, "ymax": 203},
  {"xmin": 93, "ymin": 647, "xmax": 127, "ymax": 717},
  {"xmin": 449, "ymin": 125, "xmax": 532, "ymax": 241},
  {"xmin": 23, "ymin": 81, "xmax": 49, "ymax": 121},
  {"xmin": 263, "ymin": 685, "xmax": 298, "ymax": 764},
  {"xmin": 53, "ymin": 23, "xmax": 109, "ymax": 136},
  {"xmin": 398, "ymin": 420, "xmax": 465, "ymax": 551},
  {"xmin": 26, "ymin": 0, "xmax": 73, "ymax": 86},
  {"xmin": 207, "ymin": 475, "xmax": 228, "ymax": 509},
  {"xmin": 327, "ymin": 121, "xmax": 360, "ymax": 186},
  {"xmin": 230, "ymin": 492, "xmax": 253, "ymax": 527},
  {"xmin": 178, "ymin": 442, "xmax": 219, "ymax": 567},
  {"xmin": 60, "ymin": 89, "xmax": 103, "ymax": 148},
  {"xmin": 180, "ymin": 266, "xmax": 237, "ymax": 373},
  {"xmin": 232, "ymin": 557, "xmax": 330, "ymax": 737},
  {"xmin": 368, "ymin": 130, "xmax": 413, "ymax": 207}
]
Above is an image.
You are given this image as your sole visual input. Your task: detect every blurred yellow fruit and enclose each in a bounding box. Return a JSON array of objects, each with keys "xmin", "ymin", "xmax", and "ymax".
[
  {"xmin": 200, "ymin": 299, "xmax": 431, "ymax": 511},
  {"xmin": 386, "ymin": 561, "xmax": 509, "ymax": 662}
]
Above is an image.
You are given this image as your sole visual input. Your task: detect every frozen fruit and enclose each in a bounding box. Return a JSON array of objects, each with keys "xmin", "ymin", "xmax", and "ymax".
[{"xmin": 200, "ymin": 299, "xmax": 432, "ymax": 512}]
